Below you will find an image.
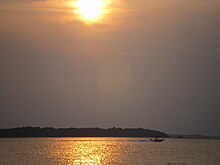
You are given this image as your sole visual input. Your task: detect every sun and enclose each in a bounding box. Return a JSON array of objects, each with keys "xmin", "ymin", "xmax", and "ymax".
[{"xmin": 75, "ymin": 0, "xmax": 106, "ymax": 22}]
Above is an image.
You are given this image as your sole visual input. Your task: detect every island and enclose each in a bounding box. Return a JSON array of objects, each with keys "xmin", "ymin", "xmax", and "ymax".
[{"xmin": 0, "ymin": 127, "xmax": 168, "ymax": 138}]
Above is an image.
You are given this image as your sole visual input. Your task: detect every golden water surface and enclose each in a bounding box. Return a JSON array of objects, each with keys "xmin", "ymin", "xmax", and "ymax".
[{"xmin": 1, "ymin": 138, "xmax": 220, "ymax": 165}]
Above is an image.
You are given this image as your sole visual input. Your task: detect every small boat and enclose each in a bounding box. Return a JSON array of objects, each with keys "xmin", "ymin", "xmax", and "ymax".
[{"xmin": 150, "ymin": 137, "xmax": 164, "ymax": 142}]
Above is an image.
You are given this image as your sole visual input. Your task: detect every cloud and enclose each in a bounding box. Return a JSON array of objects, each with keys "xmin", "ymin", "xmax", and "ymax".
[{"xmin": 0, "ymin": 0, "xmax": 46, "ymax": 3}]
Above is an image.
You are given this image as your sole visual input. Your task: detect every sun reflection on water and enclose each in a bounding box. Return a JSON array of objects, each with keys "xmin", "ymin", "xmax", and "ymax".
[
  {"xmin": 51, "ymin": 138, "xmax": 124, "ymax": 164},
  {"xmin": 2, "ymin": 138, "xmax": 219, "ymax": 164}
]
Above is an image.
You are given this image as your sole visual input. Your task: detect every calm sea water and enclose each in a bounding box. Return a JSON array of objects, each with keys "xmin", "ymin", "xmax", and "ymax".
[{"xmin": 0, "ymin": 138, "xmax": 220, "ymax": 165}]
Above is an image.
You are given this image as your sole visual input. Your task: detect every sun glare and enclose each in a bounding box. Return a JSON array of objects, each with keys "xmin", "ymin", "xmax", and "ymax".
[{"xmin": 75, "ymin": 0, "xmax": 106, "ymax": 22}]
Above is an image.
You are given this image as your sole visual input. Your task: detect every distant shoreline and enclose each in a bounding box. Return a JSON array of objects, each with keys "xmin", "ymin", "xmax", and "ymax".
[
  {"xmin": 168, "ymin": 134, "xmax": 220, "ymax": 140},
  {"xmin": 0, "ymin": 127, "xmax": 168, "ymax": 138},
  {"xmin": 0, "ymin": 127, "xmax": 219, "ymax": 139}
]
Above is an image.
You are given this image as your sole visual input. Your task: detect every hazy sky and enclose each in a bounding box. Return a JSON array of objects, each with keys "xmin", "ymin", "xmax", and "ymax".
[{"xmin": 1, "ymin": 0, "xmax": 220, "ymax": 136}]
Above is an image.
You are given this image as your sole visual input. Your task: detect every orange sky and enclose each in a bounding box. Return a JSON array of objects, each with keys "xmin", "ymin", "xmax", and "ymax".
[{"xmin": 1, "ymin": 0, "xmax": 220, "ymax": 135}]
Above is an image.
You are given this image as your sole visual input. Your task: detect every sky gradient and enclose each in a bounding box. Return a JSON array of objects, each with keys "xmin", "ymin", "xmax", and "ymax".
[{"xmin": 1, "ymin": 0, "xmax": 220, "ymax": 136}]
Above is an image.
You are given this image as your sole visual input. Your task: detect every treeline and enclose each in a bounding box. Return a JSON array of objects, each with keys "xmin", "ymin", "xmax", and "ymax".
[{"xmin": 0, "ymin": 127, "xmax": 168, "ymax": 138}]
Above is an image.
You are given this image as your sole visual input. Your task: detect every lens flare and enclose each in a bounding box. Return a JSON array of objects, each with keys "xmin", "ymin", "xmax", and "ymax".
[{"xmin": 96, "ymin": 59, "xmax": 132, "ymax": 93}]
